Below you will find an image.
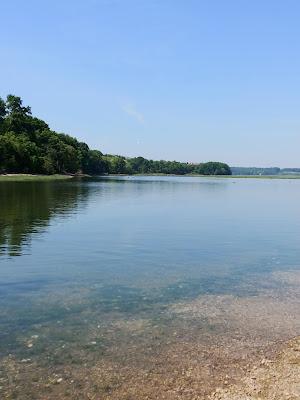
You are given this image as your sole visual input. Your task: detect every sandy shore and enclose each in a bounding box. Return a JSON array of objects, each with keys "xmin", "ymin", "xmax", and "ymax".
[{"xmin": 209, "ymin": 336, "xmax": 300, "ymax": 400}]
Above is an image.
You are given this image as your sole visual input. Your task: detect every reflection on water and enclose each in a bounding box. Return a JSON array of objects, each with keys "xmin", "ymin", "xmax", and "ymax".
[
  {"xmin": 0, "ymin": 176, "xmax": 300, "ymax": 399},
  {"xmin": 0, "ymin": 180, "xmax": 90, "ymax": 257}
]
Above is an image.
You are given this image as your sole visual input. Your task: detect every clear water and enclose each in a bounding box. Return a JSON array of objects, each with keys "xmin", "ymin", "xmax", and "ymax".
[{"xmin": 1, "ymin": 176, "xmax": 300, "ymax": 398}]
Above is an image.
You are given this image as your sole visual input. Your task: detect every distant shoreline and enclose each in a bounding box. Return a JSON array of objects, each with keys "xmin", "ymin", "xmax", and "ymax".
[
  {"xmin": 130, "ymin": 173, "xmax": 300, "ymax": 179},
  {"xmin": 1, "ymin": 173, "xmax": 300, "ymax": 181}
]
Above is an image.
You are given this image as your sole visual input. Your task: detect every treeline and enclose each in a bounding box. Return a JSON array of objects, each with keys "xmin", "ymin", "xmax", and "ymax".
[
  {"xmin": 0, "ymin": 95, "xmax": 231, "ymax": 176},
  {"xmin": 124, "ymin": 157, "xmax": 231, "ymax": 175},
  {"xmin": 0, "ymin": 95, "xmax": 108, "ymax": 175}
]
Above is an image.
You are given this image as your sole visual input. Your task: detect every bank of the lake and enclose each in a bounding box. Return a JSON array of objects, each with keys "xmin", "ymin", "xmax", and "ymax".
[
  {"xmin": 106, "ymin": 173, "xmax": 300, "ymax": 179},
  {"xmin": 1, "ymin": 173, "xmax": 300, "ymax": 182},
  {"xmin": 2, "ymin": 173, "xmax": 300, "ymax": 184},
  {"xmin": 0, "ymin": 174, "xmax": 77, "ymax": 182}
]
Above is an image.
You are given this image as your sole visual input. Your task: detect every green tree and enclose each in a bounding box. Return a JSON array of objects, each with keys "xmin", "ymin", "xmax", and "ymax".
[
  {"xmin": 0, "ymin": 94, "xmax": 232, "ymax": 177},
  {"xmin": 86, "ymin": 150, "xmax": 108, "ymax": 174},
  {"xmin": 195, "ymin": 162, "xmax": 232, "ymax": 175},
  {"xmin": 0, "ymin": 97, "xmax": 6, "ymax": 133}
]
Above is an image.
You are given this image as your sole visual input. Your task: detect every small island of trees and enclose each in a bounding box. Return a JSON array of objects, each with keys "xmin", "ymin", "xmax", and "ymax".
[{"xmin": 0, "ymin": 95, "xmax": 232, "ymax": 176}]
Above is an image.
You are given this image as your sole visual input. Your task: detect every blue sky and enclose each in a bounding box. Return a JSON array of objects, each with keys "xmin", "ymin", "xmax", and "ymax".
[{"xmin": 1, "ymin": 0, "xmax": 299, "ymax": 166}]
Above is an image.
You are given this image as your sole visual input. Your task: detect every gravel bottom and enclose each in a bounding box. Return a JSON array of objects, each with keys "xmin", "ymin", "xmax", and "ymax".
[{"xmin": 209, "ymin": 336, "xmax": 300, "ymax": 400}]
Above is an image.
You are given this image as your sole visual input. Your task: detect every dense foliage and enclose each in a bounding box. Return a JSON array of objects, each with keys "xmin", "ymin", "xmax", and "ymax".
[
  {"xmin": 0, "ymin": 95, "xmax": 108, "ymax": 175},
  {"xmin": 0, "ymin": 95, "xmax": 231, "ymax": 176},
  {"xmin": 124, "ymin": 157, "xmax": 231, "ymax": 175}
]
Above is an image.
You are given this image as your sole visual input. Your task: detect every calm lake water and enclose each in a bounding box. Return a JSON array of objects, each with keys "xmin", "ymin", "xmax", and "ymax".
[{"xmin": 1, "ymin": 176, "xmax": 300, "ymax": 399}]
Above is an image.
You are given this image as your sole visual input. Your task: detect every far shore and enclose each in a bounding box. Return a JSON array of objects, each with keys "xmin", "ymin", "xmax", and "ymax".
[
  {"xmin": 1, "ymin": 173, "xmax": 300, "ymax": 182},
  {"xmin": 130, "ymin": 173, "xmax": 300, "ymax": 179}
]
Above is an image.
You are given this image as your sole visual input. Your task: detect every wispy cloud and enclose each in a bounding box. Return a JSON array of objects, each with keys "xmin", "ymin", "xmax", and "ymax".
[{"xmin": 122, "ymin": 103, "xmax": 144, "ymax": 124}]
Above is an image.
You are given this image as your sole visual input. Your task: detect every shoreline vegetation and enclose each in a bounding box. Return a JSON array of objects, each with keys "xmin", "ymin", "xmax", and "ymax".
[
  {"xmin": 0, "ymin": 95, "xmax": 231, "ymax": 177},
  {"xmin": 1, "ymin": 95, "xmax": 299, "ymax": 179}
]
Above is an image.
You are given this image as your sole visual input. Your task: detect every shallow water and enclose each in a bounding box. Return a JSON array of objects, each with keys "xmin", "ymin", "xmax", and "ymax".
[{"xmin": 0, "ymin": 176, "xmax": 300, "ymax": 399}]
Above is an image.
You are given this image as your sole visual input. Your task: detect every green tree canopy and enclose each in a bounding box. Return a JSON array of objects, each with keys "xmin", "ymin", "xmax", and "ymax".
[{"xmin": 0, "ymin": 95, "xmax": 232, "ymax": 176}]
